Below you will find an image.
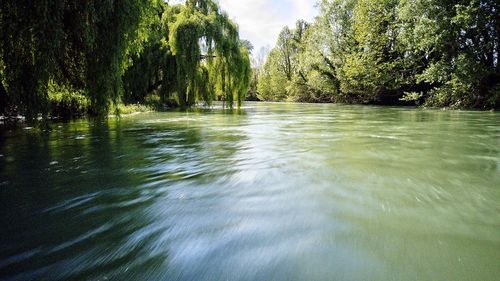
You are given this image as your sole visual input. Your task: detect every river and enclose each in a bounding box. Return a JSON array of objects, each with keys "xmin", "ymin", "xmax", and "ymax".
[{"xmin": 1, "ymin": 102, "xmax": 499, "ymax": 280}]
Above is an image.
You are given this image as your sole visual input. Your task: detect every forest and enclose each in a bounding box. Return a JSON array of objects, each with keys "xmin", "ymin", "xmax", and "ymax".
[
  {"xmin": 256, "ymin": 0, "xmax": 499, "ymax": 109},
  {"xmin": 0, "ymin": 0, "xmax": 251, "ymax": 122},
  {"xmin": 0, "ymin": 0, "xmax": 499, "ymax": 124}
]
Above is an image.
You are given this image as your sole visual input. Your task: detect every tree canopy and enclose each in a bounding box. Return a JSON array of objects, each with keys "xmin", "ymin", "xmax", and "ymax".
[
  {"xmin": 0, "ymin": 0, "xmax": 251, "ymax": 122},
  {"xmin": 1, "ymin": 0, "xmax": 498, "ymax": 120},
  {"xmin": 257, "ymin": 0, "xmax": 500, "ymax": 109}
]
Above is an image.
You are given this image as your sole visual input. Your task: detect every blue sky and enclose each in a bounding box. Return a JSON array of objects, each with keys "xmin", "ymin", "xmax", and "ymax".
[{"xmin": 170, "ymin": 0, "xmax": 319, "ymax": 51}]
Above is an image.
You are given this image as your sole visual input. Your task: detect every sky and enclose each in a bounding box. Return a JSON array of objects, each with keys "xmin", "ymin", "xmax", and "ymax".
[
  {"xmin": 217, "ymin": 0, "xmax": 319, "ymax": 51},
  {"xmin": 170, "ymin": 0, "xmax": 319, "ymax": 52}
]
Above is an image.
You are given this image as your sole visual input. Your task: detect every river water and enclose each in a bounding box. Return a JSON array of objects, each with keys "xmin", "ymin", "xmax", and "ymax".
[{"xmin": 1, "ymin": 103, "xmax": 499, "ymax": 280}]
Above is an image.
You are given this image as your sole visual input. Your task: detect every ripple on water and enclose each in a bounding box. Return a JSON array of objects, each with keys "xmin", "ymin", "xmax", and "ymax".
[{"xmin": 0, "ymin": 103, "xmax": 499, "ymax": 281}]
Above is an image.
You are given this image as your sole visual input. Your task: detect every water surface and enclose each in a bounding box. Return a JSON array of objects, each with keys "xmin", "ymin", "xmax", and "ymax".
[{"xmin": 1, "ymin": 103, "xmax": 499, "ymax": 280}]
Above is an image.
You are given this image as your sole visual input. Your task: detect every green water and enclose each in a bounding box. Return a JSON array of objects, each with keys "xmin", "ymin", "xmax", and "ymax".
[{"xmin": 1, "ymin": 103, "xmax": 499, "ymax": 281}]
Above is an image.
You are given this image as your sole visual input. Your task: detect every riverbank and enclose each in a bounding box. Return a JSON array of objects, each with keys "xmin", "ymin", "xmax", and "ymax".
[
  {"xmin": 1, "ymin": 100, "xmax": 497, "ymax": 127},
  {"xmin": 0, "ymin": 103, "xmax": 154, "ymax": 128}
]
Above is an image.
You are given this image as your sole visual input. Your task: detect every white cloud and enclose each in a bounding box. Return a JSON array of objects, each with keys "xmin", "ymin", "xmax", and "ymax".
[{"xmin": 218, "ymin": 0, "xmax": 318, "ymax": 50}]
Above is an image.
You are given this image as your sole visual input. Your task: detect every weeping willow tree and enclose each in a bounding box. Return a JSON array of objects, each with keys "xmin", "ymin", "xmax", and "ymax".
[
  {"xmin": 1, "ymin": 0, "xmax": 251, "ymax": 122},
  {"xmin": 82, "ymin": 0, "xmax": 155, "ymax": 116},
  {"xmin": 0, "ymin": 0, "xmax": 156, "ymax": 121},
  {"xmin": 165, "ymin": 0, "xmax": 251, "ymax": 108},
  {"xmin": 122, "ymin": 0, "xmax": 251, "ymax": 108},
  {"xmin": 123, "ymin": 2, "xmax": 175, "ymax": 105}
]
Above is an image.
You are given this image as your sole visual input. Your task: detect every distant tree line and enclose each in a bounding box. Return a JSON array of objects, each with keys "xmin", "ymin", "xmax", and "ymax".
[
  {"xmin": 257, "ymin": 0, "xmax": 500, "ymax": 109},
  {"xmin": 0, "ymin": 0, "xmax": 251, "ymax": 122}
]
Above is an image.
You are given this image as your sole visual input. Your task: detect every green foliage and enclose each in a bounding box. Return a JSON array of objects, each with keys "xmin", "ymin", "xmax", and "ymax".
[
  {"xmin": 399, "ymin": 0, "xmax": 500, "ymax": 108},
  {"xmin": 112, "ymin": 103, "xmax": 153, "ymax": 115},
  {"xmin": 48, "ymin": 80, "xmax": 88, "ymax": 118},
  {"xmin": 258, "ymin": 0, "xmax": 500, "ymax": 109},
  {"xmin": 257, "ymin": 21, "xmax": 311, "ymax": 102},
  {"xmin": 163, "ymin": 1, "xmax": 250, "ymax": 108},
  {"xmin": 257, "ymin": 50, "xmax": 289, "ymax": 101},
  {"xmin": 0, "ymin": 0, "xmax": 250, "ymax": 121},
  {"xmin": 123, "ymin": 0, "xmax": 251, "ymax": 109},
  {"xmin": 0, "ymin": 0, "xmax": 156, "ymax": 121},
  {"xmin": 340, "ymin": 0, "xmax": 406, "ymax": 103},
  {"xmin": 123, "ymin": 1, "xmax": 175, "ymax": 105}
]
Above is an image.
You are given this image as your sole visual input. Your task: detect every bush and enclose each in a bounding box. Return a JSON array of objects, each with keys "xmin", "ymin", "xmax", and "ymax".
[
  {"xmin": 112, "ymin": 103, "xmax": 153, "ymax": 115},
  {"xmin": 48, "ymin": 80, "xmax": 89, "ymax": 118}
]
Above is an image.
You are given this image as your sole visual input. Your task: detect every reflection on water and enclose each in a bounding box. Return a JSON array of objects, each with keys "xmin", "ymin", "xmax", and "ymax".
[{"xmin": 0, "ymin": 103, "xmax": 499, "ymax": 280}]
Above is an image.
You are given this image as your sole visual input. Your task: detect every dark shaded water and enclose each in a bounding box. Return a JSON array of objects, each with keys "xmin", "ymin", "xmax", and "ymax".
[{"xmin": 1, "ymin": 103, "xmax": 499, "ymax": 280}]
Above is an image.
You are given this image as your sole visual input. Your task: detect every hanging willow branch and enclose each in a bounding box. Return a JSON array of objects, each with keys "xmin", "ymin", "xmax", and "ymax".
[{"xmin": 165, "ymin": 0, "xmax": 251, "ymax": 108}]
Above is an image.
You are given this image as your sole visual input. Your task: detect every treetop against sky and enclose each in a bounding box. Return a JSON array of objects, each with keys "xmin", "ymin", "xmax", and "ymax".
[{"xmin": 170, "ymin": 0, "xmax": 318, "ymax": 50}]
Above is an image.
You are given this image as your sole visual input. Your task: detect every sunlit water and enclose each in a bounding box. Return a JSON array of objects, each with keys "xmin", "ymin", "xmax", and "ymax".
[{"xmin": 1, "ymin": 103, "xmax": 499, "ymax": 281}]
